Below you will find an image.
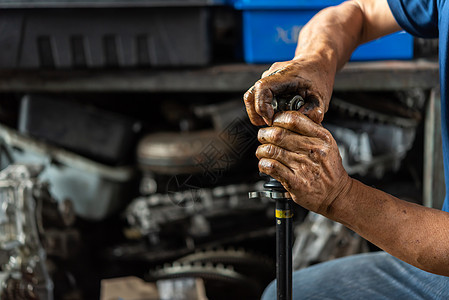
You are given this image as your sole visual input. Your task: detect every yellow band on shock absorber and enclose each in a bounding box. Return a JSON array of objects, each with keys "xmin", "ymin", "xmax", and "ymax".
[{"xmin": 276, "ymin": 209, "xmax": 293, "ymax": 219}]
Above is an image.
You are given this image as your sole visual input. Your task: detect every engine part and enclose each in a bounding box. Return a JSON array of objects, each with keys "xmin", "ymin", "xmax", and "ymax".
[
  {"xmin": 115, "ymin": 179, "xmax": 289, "ymax": 269},
  {"xmin": 193, "ymin": 99, "xmax": 249, "ymax": 131},
  {"xmin": 139, "ymin": 172, "xmax": 158, "ymax": 195},
  {"xmin": 148, "ymin": 246, "xmax": 276, "ymax": 299},
  {"xmin": 292, "ymin": 212, "xmax": 368, "ymax": 270},
  {"xmin": 325, "ymin": 122, "xmax": 416, "ymax": 178},
  {"xmin": 0, "ymin": 164, "xmax": 81, "ymax": 300},
  {"xmin": 148, "ymin": 262, "xmax": 262, "ymax": 299},
  {"xmin": 138, "ymin": 99, "xmax": 257, "ymax": 177},
  {"xmin": 109, "ymin": 225, "xmax": 278, "ymax": 264},
  {"xmin": 396, "ymin": 88, "xmax": 427, "ymax": 110},
  {"xmin": 0, "ymin": 165, "xmax": 54, "ymax": 300},
  {"xmin": 0, "ymin": 124, "xmax": 136, "ymax": 220},
  {"xmin": 324, "ymin": 93, "xmax": 420, "ymax": 178},
  {"xmin": 177, "ymin": 247, "xmax": 273, "ymax": 270},
  {"xmin": 137, "ymin": 130, "xmax": 235, "ymax": 175},
  {"xmin": 125, "ymin": 181, "xmax": 270, "ymax": 239},
  {"xmin": 176, "ymin": 247, "xmax": 275, "ymax": 286},
  {"xmin": 157, "ymin": 277, "xmax": 207, "ymax": 300},
  {"xmin": 330, "ymin": 96, "xmax": 419, "ymax": 128}
]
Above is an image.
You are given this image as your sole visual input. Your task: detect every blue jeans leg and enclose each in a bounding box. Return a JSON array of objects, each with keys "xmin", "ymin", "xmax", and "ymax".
[{"xmin": 261, "ymin": 252, "xmax": 449, "ymax": 300}]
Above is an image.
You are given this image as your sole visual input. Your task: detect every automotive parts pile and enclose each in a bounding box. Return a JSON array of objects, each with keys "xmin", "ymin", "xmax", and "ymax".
[
  {"xmin": 0, "ymin": 90, "xmax": 425, "ymax": 299},
  {"xmin": 327, "ymin": 93, "xmax": 422, "ymax": 179},
  {"xmin": 0, "ymin": 165, "xmax": 80, "ymax": 300}
]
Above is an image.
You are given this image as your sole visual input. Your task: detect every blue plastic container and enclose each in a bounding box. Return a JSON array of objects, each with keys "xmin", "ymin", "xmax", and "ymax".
[
  {"xmin": 234, "ymin": 0, "xmax": 344, "ymax": 9},
  {"xmin": 234, "ymin": 0, "xmax": 413, "ymax": 63}
]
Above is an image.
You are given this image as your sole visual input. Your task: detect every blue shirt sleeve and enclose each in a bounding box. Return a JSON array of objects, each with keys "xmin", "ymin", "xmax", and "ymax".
[{"xmin": 386, "ymin": 0, "xmax": 439, "ymax": 38}]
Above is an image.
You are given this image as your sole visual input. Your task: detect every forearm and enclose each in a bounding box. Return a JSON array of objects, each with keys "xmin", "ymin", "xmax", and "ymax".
[
  {"xmin": 294, "ymin": 0, "xmax": 401, "ymax": 70},
  {"xmin": 294, "ymin": 3, "xmax": 362, "ymax": 71},
  {"xmin": 330, "ymin": 178, "xmax": 449, "ymax": 276}
]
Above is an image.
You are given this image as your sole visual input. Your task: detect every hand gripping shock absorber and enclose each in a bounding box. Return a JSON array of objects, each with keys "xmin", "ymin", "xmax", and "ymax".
[{"xmin": 249, "ymin": 95, "xmax": 304, "ymax": 300}]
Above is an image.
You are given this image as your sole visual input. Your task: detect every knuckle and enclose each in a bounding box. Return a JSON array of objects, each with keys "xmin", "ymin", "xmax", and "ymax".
[
  {"xmin": 243, "ymin": 89, "xmax": 253, "ymax": 103},
  {"xmin": 243, "ymin": 92, "xmax": 249, "ymax": 102},
  {"xmin": 254, "ymin": 79, "xmax": 266, "ymax": 90},
  {"xmin": 255, "ymin": 103, "xmax": 265, "ymax": 115},
  {"xmin": 309, "ymin": 146, "xmax": 327, "ymax": 160},
  {"xmin": 320, "ymin": 129, "xmax": 332, "ymax": 143},
  {"xmin": 277, "ymin": 111, "xmax": 296, "ymax": 126},
  {"xmin": 270, "ymin": 128, "xmax": 285, "ymax": 144},
  {"xmin": 266, "ymin": 144, "xmax": 276, "ymax": 156},
  {"xmin": 254, "ymin": 105, "xmax": 261, "ymax": 115},
  {"xmin": 267, "ymin": 144, "xmax": 281, "ymax": 159},
  {"xmin": 269, "ymin": 62, "xmax": 281, "ymax": 70},
  {"xmin": 312, "ymin": 165, "xmax": 321, "ymax": 180},
  {"xmin": 299, "ymin": 161, "xmax": 309, "ymax": 173},
  {"xmin": 307, "ymin": 148, "xmax": 318, "ymax": 160}
]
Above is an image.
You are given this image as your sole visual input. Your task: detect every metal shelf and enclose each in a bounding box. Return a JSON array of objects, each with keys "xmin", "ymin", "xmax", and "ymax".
[
  {"xmin": 0, "ymin": 0, "xmax": 223, "ymax": 8},
  {"xmin": 0, "ymin": 60, "xmax": 438, "ymax": 93}
]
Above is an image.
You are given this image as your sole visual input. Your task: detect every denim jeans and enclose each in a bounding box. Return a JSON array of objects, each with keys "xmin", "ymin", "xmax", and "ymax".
[{"xmin": 261, "ymin": 252, "xmax": 449, "ymax": 299}]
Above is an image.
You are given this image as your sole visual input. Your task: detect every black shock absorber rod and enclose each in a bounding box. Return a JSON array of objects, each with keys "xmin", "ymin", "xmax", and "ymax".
[
  {"xmin": 250, "ymin": 176, "xmax": 293, "ymax": 300},
  {"xmin": 249, "ymin": 95, "xmax": 304, "ymax": 300},
  {"xmin": 269, "ymin": 178, "xmax": 293, "ymax": 300}
]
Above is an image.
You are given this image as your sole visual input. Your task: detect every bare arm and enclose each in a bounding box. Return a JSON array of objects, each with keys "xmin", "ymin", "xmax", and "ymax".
[
  {"xmin": 295, "ymin": 0, "xmax": 401, "ymax": 69},
  {"xmin": 334, "ymin": 179, "xmax": 449, "ymax": 276},
  {"xmin": 244, "ymin": 0, "xmax": 402, "ymax": 125}
]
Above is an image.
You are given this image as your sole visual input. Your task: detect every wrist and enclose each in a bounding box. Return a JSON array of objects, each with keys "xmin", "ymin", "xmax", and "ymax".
[
  {"xmin": 292, "ymin": 51, "xmax": 338, "ymax": 86},
  {"xmin": 293, "ymin": 47, "xmax": 338, "ymax": 73},
  {"xmin": 321, "ymin": 176, "xmax": 356, "ymax": 222}
]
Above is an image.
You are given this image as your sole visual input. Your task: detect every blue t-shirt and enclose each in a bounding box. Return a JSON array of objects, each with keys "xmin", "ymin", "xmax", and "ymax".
[{"xmin": 387, "ymin": 0, "xmax": 449, "ymax": 212}]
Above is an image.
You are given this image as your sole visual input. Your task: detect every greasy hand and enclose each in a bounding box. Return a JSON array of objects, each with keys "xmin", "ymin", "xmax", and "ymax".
[
  {"xmin": 243, "ymin": 55, "xmax": 336, "ymax": 126},
  {"xmin": 256, "ymin": 111, "xmax": 351, "ymax": 216}
]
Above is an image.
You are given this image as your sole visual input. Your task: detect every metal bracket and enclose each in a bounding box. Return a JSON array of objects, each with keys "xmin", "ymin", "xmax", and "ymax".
[{"xmin": 248, "ymin": 191, "xmax": 292, "ymax": 200}]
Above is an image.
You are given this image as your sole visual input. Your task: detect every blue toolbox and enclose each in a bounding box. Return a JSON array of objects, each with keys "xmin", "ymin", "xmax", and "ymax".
[{"xmin": 233, "ymin": 0, "xmax": 414, "ymax": 63}]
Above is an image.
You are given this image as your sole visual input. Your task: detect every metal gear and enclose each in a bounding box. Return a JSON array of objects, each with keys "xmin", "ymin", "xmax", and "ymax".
[
  {"xmin": 331, "ymin": 97, "xmax": 419, "ymax": 128},
  {"xmin": 148, "ymin": 261, "xmax": 261, "ymax": 296},
  {"xmin": 176, "ymin": 247, "xmax": 274, "ymax": 275}
]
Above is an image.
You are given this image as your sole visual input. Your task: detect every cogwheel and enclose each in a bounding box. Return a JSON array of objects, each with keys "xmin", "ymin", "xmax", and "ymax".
[
  {"xmin": 147, "ymin": 262, "xmax": 261, "ymax": 295},
  {"xmin": 331, "ymin": 97, "xmax": 419, "ymax": 128},
  {"xmin": 176, "ymin": 247, "xmax": 274, "ymax": 272}
]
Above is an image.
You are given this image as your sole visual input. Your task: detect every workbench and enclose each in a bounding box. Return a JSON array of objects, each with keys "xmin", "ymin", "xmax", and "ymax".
[{"xmin": 0, "ymin": 59, "xmax": 442, "ymax": 208}]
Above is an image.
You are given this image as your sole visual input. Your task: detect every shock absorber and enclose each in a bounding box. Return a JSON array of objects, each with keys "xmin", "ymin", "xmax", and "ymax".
[{"xmin": 249, "ymin": 95, "xmax": 304, "ymax": 300}]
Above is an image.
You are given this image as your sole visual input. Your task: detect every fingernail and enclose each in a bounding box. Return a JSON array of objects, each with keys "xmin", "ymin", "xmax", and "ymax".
[{"xmin": 263, "ymin": 117, "xmax": 272, "ymax": 126}]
